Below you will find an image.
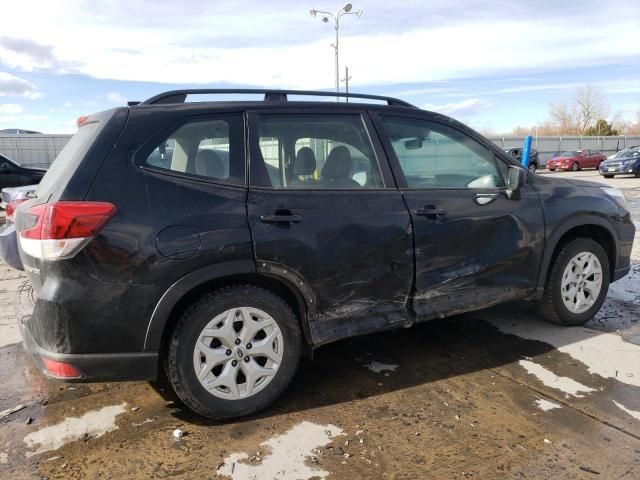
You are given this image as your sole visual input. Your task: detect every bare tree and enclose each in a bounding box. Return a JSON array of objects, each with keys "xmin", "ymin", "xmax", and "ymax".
[
  {"xmin": 547, "ymin": 86, "xmax": 609, "ymax": 135},
  {"xmin": 573, "ymin": 86, "xmax": 608, "ymax": 133}
]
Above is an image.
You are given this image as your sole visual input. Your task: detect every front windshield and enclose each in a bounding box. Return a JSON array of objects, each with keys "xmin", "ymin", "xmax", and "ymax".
[
  {"xmin": 559, "ymin": 151, "xmax": 578, "ymax": 157},
  {"xmin": 616, "ymin": 147, "xmax": 640, "ymax": 158}
]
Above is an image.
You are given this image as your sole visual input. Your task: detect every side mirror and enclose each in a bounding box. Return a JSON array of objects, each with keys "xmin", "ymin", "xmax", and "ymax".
[
  {"xmin": 506, "ymin": 165, "xmax": 526, "ymax": 200},
  {"xmin": 0, "ymin": 162, "xmax": 10, "ymax": 172}
]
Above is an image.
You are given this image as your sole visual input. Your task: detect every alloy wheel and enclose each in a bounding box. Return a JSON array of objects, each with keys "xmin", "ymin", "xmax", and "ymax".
[
  {"xmin": 560, "ymin": 251, "xmax": 603, "ymax": 314},
  {"xmin": 192, "ymin": 307, "xmax": 284, "ymax": 400}
]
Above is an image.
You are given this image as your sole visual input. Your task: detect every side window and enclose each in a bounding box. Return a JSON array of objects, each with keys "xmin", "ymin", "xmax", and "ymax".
[
  {"xmin": 379, "ymin": 116, "xmax": 505, "ymax": 189},
  {"xmin": 143, "ymin": 114, "xmax": 244, "ymax": 185},
  {"xmin": 252, "ymin": 114, "xmax": 384, "ymax": 189}
]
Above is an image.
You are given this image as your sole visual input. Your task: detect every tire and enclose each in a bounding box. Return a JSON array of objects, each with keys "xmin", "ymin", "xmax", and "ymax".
[
  {"xmin": 603, "ymin": 174, "xmax": 614, "ymax": 179},
  {"xmin": 536, "ymin": 238, "xmax": 610, "ymax": 326},
  {"xmin": 548, "ymin": 169, "xmax": 555, "ymax": 172},
  {"xmin": 165, "ymin": 285, "xmax": 302, "ymax": 419},
  {"xmin": 528, "ymin": 163, "xmax": 537, "ymax": 173},
  {"xmin": 571, "ymin": 162, "xmax": 579, "ymax": 171}
]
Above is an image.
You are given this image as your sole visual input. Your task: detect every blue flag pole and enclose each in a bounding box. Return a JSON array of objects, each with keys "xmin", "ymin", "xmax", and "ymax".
[{"xmin": 522, "ymin": 135, "xmax": 532, "ymax": 168}]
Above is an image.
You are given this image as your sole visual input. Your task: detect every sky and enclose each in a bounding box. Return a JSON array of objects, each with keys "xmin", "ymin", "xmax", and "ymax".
[{"xmin": 0, "ymin": 0, "xmax": 638, "ymax": 134}]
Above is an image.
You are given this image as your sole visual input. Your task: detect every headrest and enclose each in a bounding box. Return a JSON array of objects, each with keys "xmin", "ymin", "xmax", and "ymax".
[
  {"xmin": 322, "ymin": 145, "xmax": 352, "ymax": 180},
  {"xmin": 294, "ymin": 147, "xmax": 317, "ymax": 176},
  {"xmin": 195, "ymin": 149, "xmax": 225, "ymax": 178}
]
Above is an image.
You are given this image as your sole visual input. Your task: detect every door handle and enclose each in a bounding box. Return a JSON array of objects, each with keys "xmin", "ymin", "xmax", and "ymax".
[
  {"xmin": 415, "ymin": 205, "xmax": 447, "ymax": 219},
  {"xmin": 260, "ymin": 213, "xmax": 303, "ymax": 224}
]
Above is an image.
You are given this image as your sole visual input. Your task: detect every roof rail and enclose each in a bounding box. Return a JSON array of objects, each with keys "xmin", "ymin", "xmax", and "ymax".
[{"xmin": 140, "ymin": 89, "xmax": 416, "ymax": 108}]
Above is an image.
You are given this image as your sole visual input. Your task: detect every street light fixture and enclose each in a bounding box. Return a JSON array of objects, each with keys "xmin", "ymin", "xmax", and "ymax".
[{"xmin": 310, "ymin": 4, "xmax": 363, "ymax": 100}]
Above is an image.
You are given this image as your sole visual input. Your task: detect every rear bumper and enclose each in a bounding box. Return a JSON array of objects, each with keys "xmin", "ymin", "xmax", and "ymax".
[
  {"xmin": 0, "ymin": 223, "xmax": 23, "ymax": 270},
  {"xmin": 19, "ymin": 319, "xmax": 159, "ymax": 381},
  {"xmin": 16, "ymin": 279, "xmax": 159, "ymax": 382}
]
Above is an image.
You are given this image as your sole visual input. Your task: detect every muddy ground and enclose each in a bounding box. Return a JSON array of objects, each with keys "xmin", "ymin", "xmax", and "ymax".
[{"xmin": 1, "ymin": 170, "xmax": 639, "ymax": 479}]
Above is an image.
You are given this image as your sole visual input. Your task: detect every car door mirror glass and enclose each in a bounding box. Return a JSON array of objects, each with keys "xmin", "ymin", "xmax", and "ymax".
[
  {"xmin": 0, "ymin": 162, "xmax": 11, "ymax": 172},
  {"xmin": 506, "ymin": 165, "xmax": 525, "ymax": 200}
]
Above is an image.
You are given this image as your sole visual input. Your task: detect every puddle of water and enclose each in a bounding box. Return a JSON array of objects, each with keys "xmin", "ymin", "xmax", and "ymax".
[
  {"xmin": 23, "ymin": 403, "xmax": 126, "ymax": 457},
  {"xmin": 492, "ymin": 318, "xmax": 640, "ymax": 388},
  {"xmin": 534, "ymin": 398, "xmax": 562, "ymax": 411},
  {"xmin": 364, "ymin": 361, "xmax": 398, "ymax": 373},
  {"xmin": 613, "ymin": 400, "xmax": 640, "ymax": 421},
  {"xmin": 519, "ymin": 360, "xmax": 596, "ymax": 397},
  {"xmin": 217, "ymin": 421, "xmax": 344, "ymax": 480}
]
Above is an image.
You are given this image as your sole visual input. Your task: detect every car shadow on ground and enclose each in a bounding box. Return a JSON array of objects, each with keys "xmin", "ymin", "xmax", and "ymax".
[{"xmin": 148, "ymin": 299, "xmax": 640, "ymax": 428}]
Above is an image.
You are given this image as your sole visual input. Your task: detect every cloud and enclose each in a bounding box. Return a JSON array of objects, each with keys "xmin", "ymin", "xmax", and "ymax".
[
  {"xmin": 0, "ymin": 72, "xmax": 42, "ymax": 99},
  {"xmin": 0, "ymin": 2, "xmax": 637, "ymax": 89},
  {"xmin": 424, "ymin": 98, "xmax": 493, "ymax": 117},
  {"xmin": 106, "ymin": 92, "xmax": 127, "ymax": 104},
  {"xmin": 0, "ymin": 103, "xmax": 23, "ymax": 114}
]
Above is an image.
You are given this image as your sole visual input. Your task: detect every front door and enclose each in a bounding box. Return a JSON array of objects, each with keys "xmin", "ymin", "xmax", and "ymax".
[
  {"xmin": 247, "ymin": 111, "xmax": 414, "ymax": 345},
  {"xmin": 374, "ymin": 114, "xmax": 545, "ymax": 319}
]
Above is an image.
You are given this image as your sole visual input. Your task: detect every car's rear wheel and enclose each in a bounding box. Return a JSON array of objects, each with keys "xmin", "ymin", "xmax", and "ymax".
[
  {"xmin": 536, "ymin": 238, "xmax": 609, "ymax": 326},
  {"xmin": 165, "ymin": 285, "xmax": 302, "ymax": 419},
  {"xmin": 571, "ymin": 162, "xmax": 579, "ymax": 171},
  {"xmin": 548, "ymin": 168, "xmax": 555, "ymax": 172},
  {"xmin": 528, "ymin": 163, "xmax": 537, "ymax": 173}
]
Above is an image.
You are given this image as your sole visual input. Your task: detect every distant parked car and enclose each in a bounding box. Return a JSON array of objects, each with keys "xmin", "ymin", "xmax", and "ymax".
[
  {"xmin": 546, "ymin": 150, "xmax": 606, "ymax": 171},
  {"xmin": 599, "ymin": 146, "xmax": 640, "ymax": 178},
  {"xmin": 504, "ymin": 148, "xmax": 539, "ymax": 173},
  {"xmin": 0, "ymin": 154, "xmax": 46, "ymax": 190},
  {"xmin": 607, "ymin": 145, "xmax": 639, "ymax": 161},
  {"xmin": 0, "ymin": 129, "xmax": 43, "ymax": 134},
  {"xmin": 0, "ymin": 184, "xmax": 36, "ymax": 270}
]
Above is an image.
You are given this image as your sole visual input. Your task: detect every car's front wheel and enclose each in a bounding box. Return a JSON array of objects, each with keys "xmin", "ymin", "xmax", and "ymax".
[
  {"xmin": 166, "ymin": 285, "xmax": 302, "ymax": 419},
  {"xmin": 536, "ymin": 238, "xmax": 609, "ymax": 326},
  {"xmin": 528, "ymin": 163, "xmax": 537, "ymax": 173},
  {"xmin": 571, "ymin": 162, "xmax": 580, "ymax": 171}
]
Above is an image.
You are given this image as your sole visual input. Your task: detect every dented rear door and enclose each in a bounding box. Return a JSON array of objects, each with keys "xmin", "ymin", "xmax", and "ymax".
[{"xmin": 247, "ymin": 109, "xmax": 414, "ymax": 345}]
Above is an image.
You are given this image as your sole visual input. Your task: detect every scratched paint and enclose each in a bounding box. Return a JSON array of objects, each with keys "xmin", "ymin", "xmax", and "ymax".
[
  {"xmin": 217, "ymin": 421, "xmax": 343, "ymax": 480},
  {"xmin": 518, "ymin": 360, "xmax": 596, "ymax": 397},
  {"xmin": 23, "ymin": 404, "xmax": 127, "ymax": 457}
]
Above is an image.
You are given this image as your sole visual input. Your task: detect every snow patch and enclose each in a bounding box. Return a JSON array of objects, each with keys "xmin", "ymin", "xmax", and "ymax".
[
  {"xmin": 364, "ymin": 361, "xmax": 398, "ymax": 373},
  {"xmin": 0, "ymin": 451, "xmax": 8, "ymax": 464},
  {"xmin": 613, "ymin": 400, "xmax": 640, "ymax": 421},
  {"xmin": 23, "ymin": 404, "xmax": 126, "ymax": 456},
  {"xmin": 534, "ymin": 398, "xmax": 562, "ymax": 411},
  {"xmin": 491, "ymin": 318, "xmax": 640, "ymax": 388},
  {"xmin": 217, "ymin": 421, "xmax": 343, "ymax": 480},
  {"xmin": 519, "ymin": 360, "xmax": 596, "ymax": 397}
]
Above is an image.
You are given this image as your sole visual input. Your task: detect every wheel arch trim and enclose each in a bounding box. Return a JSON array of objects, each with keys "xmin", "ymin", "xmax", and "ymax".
[
  {"xmin": 537, "ymin": 214, "xmax": 618, "ymax": 289},
  {"xmin": 143, "ymin": 260, "xmax": 315, "ymax": 351}
]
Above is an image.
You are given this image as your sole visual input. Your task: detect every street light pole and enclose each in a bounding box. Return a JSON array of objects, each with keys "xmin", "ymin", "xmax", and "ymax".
[{"xmin": 310, "ymin": 4, "xmax": 363, "ymax": 101}]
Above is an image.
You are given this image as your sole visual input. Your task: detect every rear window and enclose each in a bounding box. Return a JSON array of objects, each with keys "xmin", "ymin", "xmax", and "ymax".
[{"xmin": 36, "ymin": 109, "xmax": 117, "ymax": 197}]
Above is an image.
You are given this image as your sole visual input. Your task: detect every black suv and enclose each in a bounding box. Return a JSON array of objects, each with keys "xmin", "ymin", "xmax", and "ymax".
[
  {"xmin": 0, "ymin": 154, "xmax": 46, "ymax": 190},
  {"xmin": 15, "ymin": 90, "xmax": 635, "ymax": 419}
]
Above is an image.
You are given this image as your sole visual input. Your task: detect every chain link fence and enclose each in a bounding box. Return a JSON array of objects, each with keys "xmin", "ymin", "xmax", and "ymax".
[{"xmin": 2, "ymin": 134, "xmax": 639, "ymax": 170}]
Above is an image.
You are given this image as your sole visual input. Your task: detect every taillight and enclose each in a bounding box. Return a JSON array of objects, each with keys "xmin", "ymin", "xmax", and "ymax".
[
  {"xmin": 42, "ymin": 358, "xmax": 81, "ymax": 378},
  {"xmin": 6, "ymin": 198, "xmax": 27, "ymax": 223},
  {"xmin": 18, "ymin": 201, "xmax": 116, "ymax": 260}
]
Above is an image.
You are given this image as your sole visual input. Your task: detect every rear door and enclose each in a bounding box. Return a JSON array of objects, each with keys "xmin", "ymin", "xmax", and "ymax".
[
  {"xmin": 247, "ymin": 110, "xmax": 414, "ymax": 345},
  {"xmin": 373, "ymin": 113, "xmax": 545, "ymax": 319}
]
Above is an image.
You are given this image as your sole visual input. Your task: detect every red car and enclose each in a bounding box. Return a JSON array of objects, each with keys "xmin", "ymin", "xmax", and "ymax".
[{"xmin": 547, "ymin": 149, "xmax": 606, "ymax": 171}]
